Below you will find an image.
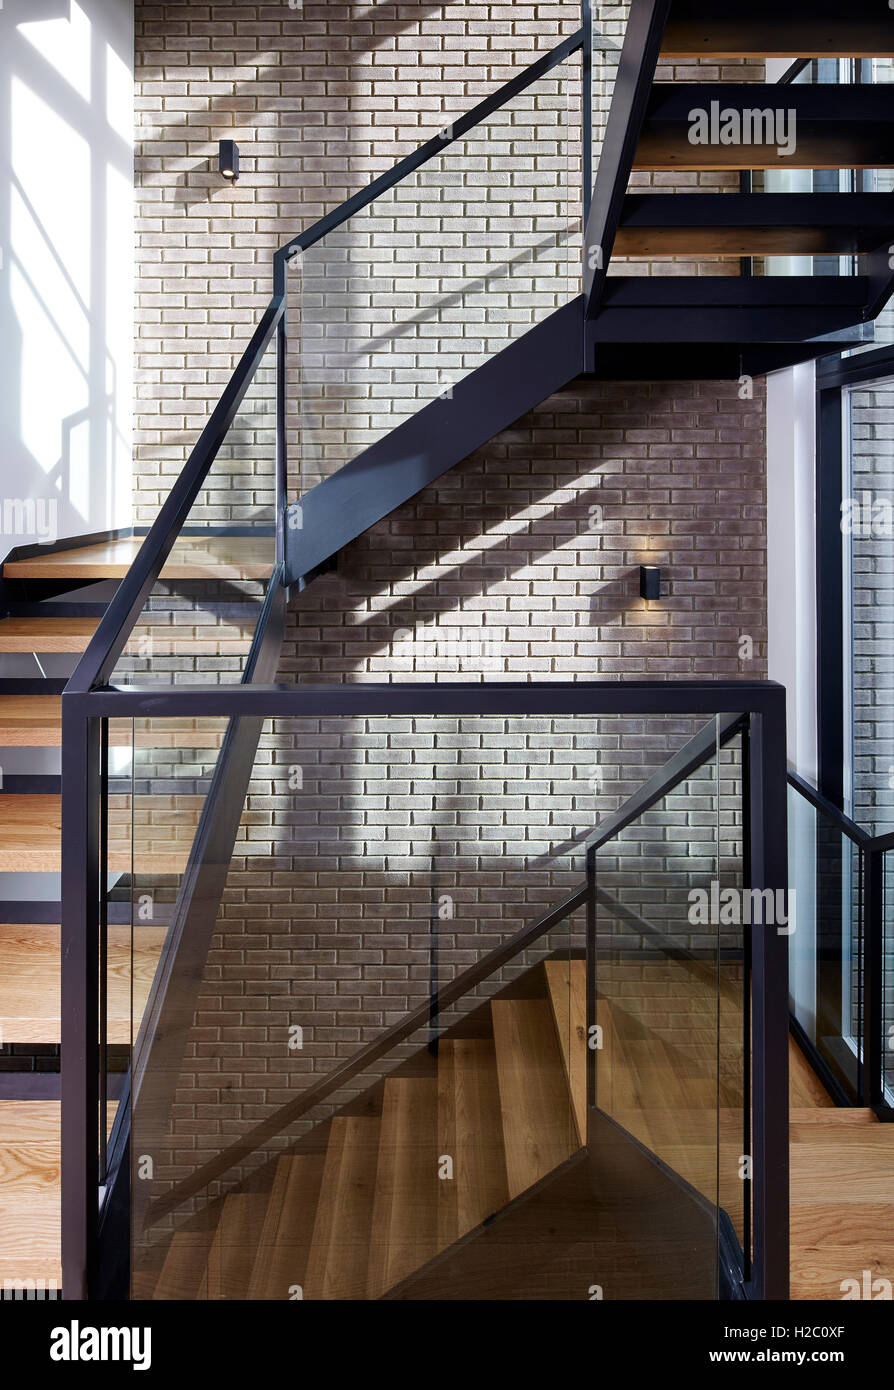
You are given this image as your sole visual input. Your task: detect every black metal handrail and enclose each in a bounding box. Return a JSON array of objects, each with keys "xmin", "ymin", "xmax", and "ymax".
[
  {"xmin": 787, "ymin": 769, "xmax": 894, "ymax": 1116},
  {"xmin": 66, "ymin": 295, "xmax": 285, "ymax": 695},
  {"xmin": 583, "ymin": 0, "xmax": 672, "ymax": 317},
  {"xmin": 787, "ymin": 769, "xmax": 870, "ymax": 845},
  {"xmin": 273, "ymin": 27, "xmax": 586, "ymax": 273}
]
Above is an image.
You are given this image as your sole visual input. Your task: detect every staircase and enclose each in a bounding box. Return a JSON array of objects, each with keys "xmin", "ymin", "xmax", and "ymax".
[
  {"xmin": 149, "ymin": 958, "xmax": 585, "ymax": 1301},
  {"xmin": 285, "ymin": 0, "xmax": 894, "ymax": 585},
  {"xmin": 38, "ymin": 0, "xmax": 894, "ymax": 1302}
]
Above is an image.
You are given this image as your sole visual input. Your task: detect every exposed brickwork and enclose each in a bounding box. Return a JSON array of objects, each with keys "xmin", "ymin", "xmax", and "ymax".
[
  {"xmin": 129, "ymin": 5, "xmax": 770, "ymax": 1236},
  {"xmin": 133, "ymin": 2, "xmax": 765, "ymax": 517}
]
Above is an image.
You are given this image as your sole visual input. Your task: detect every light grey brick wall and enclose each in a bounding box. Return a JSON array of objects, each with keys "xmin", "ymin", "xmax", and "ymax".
[
  {"xmin": 129, "ymin": 5, "xmax": 769, "ymax": 1230},
  {"xmin": 133, "ymin": 2, "xmax": 765, "ymax": 517},
  {"xmin": 129, "ymin": 376, "xmax": 765, "ymax": 1206}
]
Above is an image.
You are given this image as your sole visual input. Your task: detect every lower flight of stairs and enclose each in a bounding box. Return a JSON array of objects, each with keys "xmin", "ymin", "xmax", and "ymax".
[{"xmin": 148, "ymin": 960, "xmax": 585, "ymax": 1301}]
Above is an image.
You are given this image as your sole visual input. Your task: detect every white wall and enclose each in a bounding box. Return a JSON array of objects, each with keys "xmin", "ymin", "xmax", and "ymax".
[
  {"xmin": 767, "ymin": 361, "xmax": 818, "ymax": 779},
  {"xmin": 0, "ymin": 0, "xmax": 133, "ymax": 554}
]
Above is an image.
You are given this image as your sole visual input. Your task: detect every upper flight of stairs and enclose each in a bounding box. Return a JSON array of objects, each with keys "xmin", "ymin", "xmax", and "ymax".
[{"xmin": 287, "ymin": 1, "xmax": 894, "ymax": 585}]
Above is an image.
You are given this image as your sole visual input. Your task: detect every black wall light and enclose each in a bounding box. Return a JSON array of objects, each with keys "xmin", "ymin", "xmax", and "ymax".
[
  {"xmin": 219, "ymin": 140, "xmax": 239, "ymax": 182},
  {"xmin": 640, "ymin": 565, "xmax": 661, "ymax": 600}
]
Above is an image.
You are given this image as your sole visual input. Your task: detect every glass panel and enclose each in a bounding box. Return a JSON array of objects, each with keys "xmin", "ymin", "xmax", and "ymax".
[
  {"xmin": 844, "ymin": 375, "xmax": 894, "ymax": 835},
  {"xmin": 291, "ymin": 53, "xmax": 582, "ymax": 495},
  {"xmin": 110, "ymin": 337, "xmax": 278, "ymax": 687},
  {"xmin": 883, "ymin": 848, "xmax": 894, "ymax": 1105},
  {"xmin": 127, "ymin": 710, "xmax": 745, "ymax": 1300},
  {"xmin": 101, "ymin": 717, "xmax": 136, "ymax": 1187},
  {"xmin": 592, "ymin": 716, "xmax": 730, "ymax": 1299},
  {"xmin": 787, "ymin": 783, "xmax": 861, "ymax": 1103},
  {"xmin": 122, "ymin": 714, "xmax": 230, "ymax": 1298}
]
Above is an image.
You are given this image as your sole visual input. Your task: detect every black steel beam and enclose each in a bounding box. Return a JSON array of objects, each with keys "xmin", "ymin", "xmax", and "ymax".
[
  {"xmin": 617, "ymin": 191, "xmax": 894, "ymax": 255},
  {"xmin": 60, "ymin": 706, "xmax": 100, "ymax": 1300},
  {"xmin": 745, "ymin": 696, "xmax": 790, "ymax": 1301},
  {"xmin": 67, "ymin": 297, "xmax": 284, "ymax": 694},
  {"xmin": 590, "ymin": 276, "xmax": 869, "ymax": 344},
  {"xmin": 68, "ymin": 678, "xmax": 788, "ymax": 722},
  {"xmin": 583, "ymin": 0, "xmax": 674, "ymax": 314},
  {"xmin": 285, "ymin": 297, "xmax": 585, "ymax": 585}
]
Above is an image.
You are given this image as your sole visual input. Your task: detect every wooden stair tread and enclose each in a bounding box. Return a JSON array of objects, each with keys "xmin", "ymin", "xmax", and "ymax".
[
  {"xmin": 0, "ymin": 795, "xmax": 61, "ymax": 871},
  {"xmin": 543, "ymin": 958, "xmax": 587, "ymax": 1143},
  {"xmin": 490, "ymin": 998, "xmax": 579, "ymax": 1201},
  {"xmin": 206, "ymin": 1193, "xmax": 267, "ymax": 1301},
  {"xmin": 0, "ymin": 617, "xmax": 98, "ymax": 653},
  {"xmin": 0, "ymin": 923, "xmax": 164, "ymax": 1044},
  {"xmin": 0, "ymin": 793, "xmax": 201, "ymax": 872},
  {"xmin": 245, "ymin": 1154, "xmax": 324, "ymax": 1300},
  {"xmin": 368, "ymin": 1078, "xmax": 438, "ymax": 1298},
  {"xmin": 3, "ymin": 536, "xmax": 274, "ymax": 582},
  {"xmin": 438, "ymin": 1039, "xmax": 509, "ymax": 1251},
  {"xmin": 0, "ymin": 696, "xmax": 62, "ymax": 746},
  {"xmin": 153, "ymin": 1231, "xmax": 211, "ymax": 1300},
  {"xmin": 0, "ymin": 700, "xmax": 224, "ymax": 750},
  {"xmin": 305, "ymin": 1117, "xmax": 380, "ymax": 1300}
]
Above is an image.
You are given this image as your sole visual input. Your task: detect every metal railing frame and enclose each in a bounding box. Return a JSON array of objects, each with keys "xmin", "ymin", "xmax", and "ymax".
[{"xmin": 61, "ymin": 4, "xmax": 792, "ymax": 1303}]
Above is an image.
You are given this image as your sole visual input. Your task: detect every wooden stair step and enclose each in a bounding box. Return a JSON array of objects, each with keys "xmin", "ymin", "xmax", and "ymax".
[
  {"xmin": 0, "ymin": 923, "xmax": 164, "ymax": 1044},
  {"xmin": 153, "ymin": 1231, "xmax": 211, "ymax": 1300},
  {"xmin": 543, "ymin": 958, "xmax": 587, "ymax": 1143},
  {"xmin": 2, "ymin": 536, "xmax": 273, "ymax": 582},
  {"xmin": 0, "ymin": 617, "xmax": 98, "ymax": 653},
  {"xmin": 0, "ymin": 696, "xmax": 62, "ymax": 747},
  {"xmin": 0, "ymin": 794, "xmax": 201, "ymax": 872},
  {"xmin": 635, "ymin": 84, "xmax": 893, "ymax": 171},
  {"xmin": 368, "ymin": 1078, "xmax": 438, "ymax": 1298},
  {"xmin": 0, "ymin": 700, "xmax": 224, "ymax": 750},
  {"xmin": 245, "ymin": 1155, "xmax": 324, "ymax": 1300},
  {"xmin": 304, "ymin": 1117, "xmax": 380, "ymax": 1300},
  {"xmin": 206, "ymin": 1193, "xmax": 267, "ymax": 1300},
  {"xmin": 615, "ymin": 192, "xmax": 894, "ymax": 259},
  {"xmin": 490, "ymin": 998, "xmax": 579, "ymax": 1201},
  {"xmin": 437, "ymin": 1039, "xmax": 509, "ymax": 1251},
  {"xmin": 0, "ymin": 795, "xmax": 61, "ymax": 871},
  {"xmin": 661, "ymin": 0, "xmax": 894, "ymax": 59}
]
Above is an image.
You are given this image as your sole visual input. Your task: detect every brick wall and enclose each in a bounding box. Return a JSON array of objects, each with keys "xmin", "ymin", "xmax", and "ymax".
[
  {"xmin": 128, "ymin": 4, "xmax": 770, "ymax": 1233},
  {"xmin": 128, "ymin": 375, "xmax": 766, "ymax": 1207},
  {"xmin": 133, "ymin": 1, "xmax": 764, "ymax": 517}
]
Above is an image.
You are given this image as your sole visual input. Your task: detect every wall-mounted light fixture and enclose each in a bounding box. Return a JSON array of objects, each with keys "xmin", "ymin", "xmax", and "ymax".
[
  {"xmin": 218, "ymin": 140, "xmax": 239, "ymax": 183},
  {"xmin": 640, "ymin": 565, "xmax": 661, "ymax": 601}
]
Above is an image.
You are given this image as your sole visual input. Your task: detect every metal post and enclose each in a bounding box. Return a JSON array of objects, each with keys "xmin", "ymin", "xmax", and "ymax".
[
  {"xmin": 274, "ymin": 251, "xmax": 288, "ymax": 571},
  {"xmin": 582, "ymin": 0, "xmax": 593, "ymax": 228},
  {"xmin": 586, "ymin": 842, "xmax": 597, "ymax": 1147},
  {"xmin": 61, "ymin": 702, "xmax": 101, "ymax": 1300},
  {"xmin": 746, "ymin": 695, "xmax": 790, "ymax": 1300},
  {"xmin": 863, "ymin": 845, "xmax": 884, "ymax": 1109}
]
